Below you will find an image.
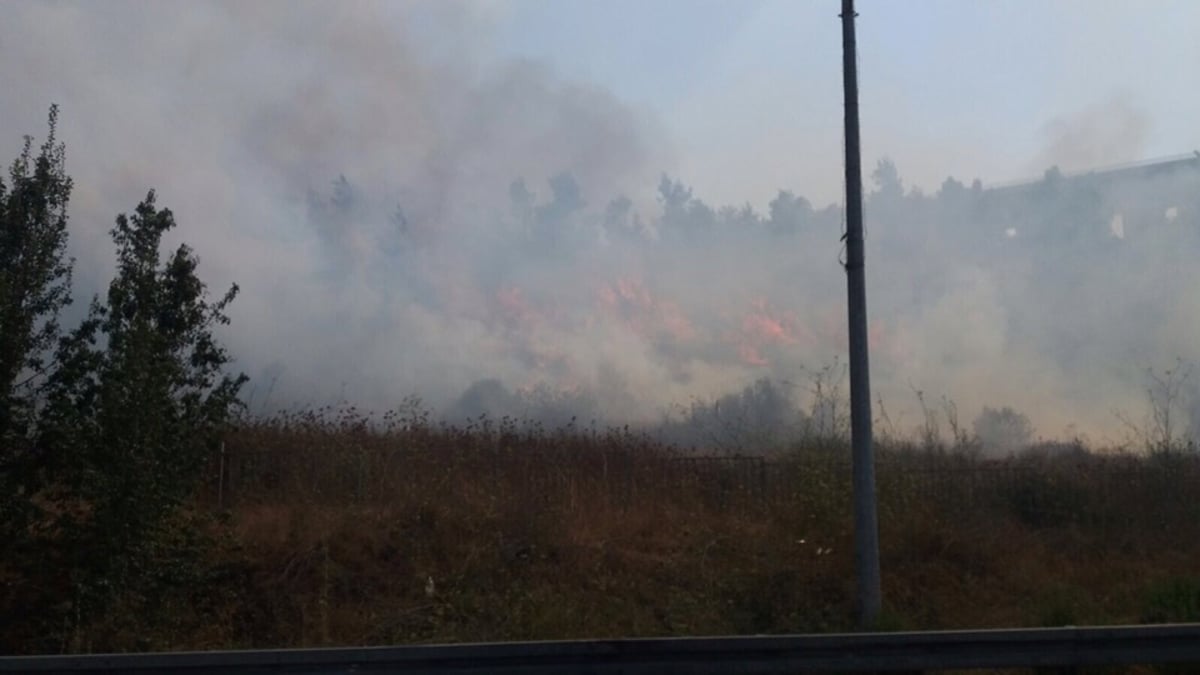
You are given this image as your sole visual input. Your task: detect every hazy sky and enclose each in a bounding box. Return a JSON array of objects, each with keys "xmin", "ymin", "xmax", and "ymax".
[
  {"xmin": 494, "ymin": 0, "xmax": 1200, "ymax": 207},
  {"xmin": 4, "ymin": 0, "xmax": 1199, "ymax": 440},
  {"xmin": 8, "ymin": 1, "xmax": 1199, "ymax": 207}
]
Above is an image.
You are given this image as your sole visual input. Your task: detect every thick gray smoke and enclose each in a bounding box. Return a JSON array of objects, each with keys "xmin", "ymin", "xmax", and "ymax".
[
  {"xmin": 4, "ymin": 1, "xmax": 1199, "ymax": 447},
  {"xmin": 1, "ymin": 0, "xmax": 671, "ymax": 413}
]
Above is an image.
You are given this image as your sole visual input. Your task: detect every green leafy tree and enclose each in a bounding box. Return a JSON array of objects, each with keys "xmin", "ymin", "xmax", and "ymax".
[
  {"xmin": 36, "ymin": 191, "xmax": 246, "ymax": 647},
  {"xmin": 0, "ymin": 106, "xmax": 74, "ymax": 545}
]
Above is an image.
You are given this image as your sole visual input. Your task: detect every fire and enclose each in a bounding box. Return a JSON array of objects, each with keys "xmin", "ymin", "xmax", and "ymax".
[
  {"xmin": 742, "ymin": 298, "xmax": 802, "ymax": 345},
  {"xmin": 495, "ymin": 286, "xmax": 539, "ymax": 329},
  {"xmin": 732, "ymin": 298, "xmax": 813, "ymax": 366},
  {"xmin": 738, "ymin": 343, "xmax": 769, "ymax": 367},
  {"xmin": 596, "ymin": 276, "xmax": 695, "ymax": 342},
  {"xmin": 490, "ymin": 278, "xmax": 879, "ymax": 376}
]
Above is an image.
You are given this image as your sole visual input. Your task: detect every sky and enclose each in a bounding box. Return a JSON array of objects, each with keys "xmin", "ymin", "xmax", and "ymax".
[
  {"xmin": 7, "ymin": 1, "xmax": 1199, "ymax": 212},
  {"xmin": 3, "ymin": 0, "xmax": 1200, "ymax": 444},
  {"xmin": 494, "ymin": 0, "xmax": 1200, "ymax": 207}
]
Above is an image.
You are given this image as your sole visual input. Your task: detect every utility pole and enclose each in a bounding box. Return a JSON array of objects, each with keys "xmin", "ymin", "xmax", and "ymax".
[{"xmin": 840, "ymin": 0, "xmax": 881, "ymax": 628}]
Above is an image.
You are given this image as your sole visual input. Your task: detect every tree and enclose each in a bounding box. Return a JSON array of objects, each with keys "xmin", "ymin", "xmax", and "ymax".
[
  {"xmin": 973, "ymin": 406, "xmax": 1033, "ymax": 456},
  {"xmin": 603, "ymin": 195, "xmax": 632, "ymax": 229},
  {"xmin": 0, "ymin": 105, "xmax": 73, "ymax": 442},
  {"xmin": 0, "ymin": 106, "xmax": 74, "ymax": 553},
  {"xmin": 657, "ymin": 175, "xmax": 719, "ymax": 239},
  {"xmin": 36, "ymin": 191, "xmax": 246, "ymax": 645},
  {"xmin": 508, "ymin": 177, "xmax": 535, "ymax": 226},
  {"xmin": 536, "ymin": 171, "xmax": 585, "ymax": 225},
  {"xmin": 657, "ymin": 173, "xmax": 692, "ymax": 213},
  {"xmin": 306, "ymin": 174, "xmax": 363, "ymax": 282},
  {"xmin": 660, "ymin": 378, "xmax": 802, "ymax": 452},
  {"xmin": 768, "ymin": 190, "xmax": 812, "ymax": 235},
  {"xmin": 938, "ymin": 176, "xmax": 967, "ymax": 202},
  {"xmin": 871, "ymin": 157, "xmax": 904, "ymax": 202}
]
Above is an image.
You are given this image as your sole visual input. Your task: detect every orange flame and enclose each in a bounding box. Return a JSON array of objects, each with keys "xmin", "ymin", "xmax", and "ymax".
[{"xmin": 597, "ymin": 276, "xmax": 695, "ymax": 342}]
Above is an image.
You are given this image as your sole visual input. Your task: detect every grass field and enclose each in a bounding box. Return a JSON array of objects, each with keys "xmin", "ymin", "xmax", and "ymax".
[
  {"xmin": 8, "ymin": 408, "xmax": 1200, "ymax": 654},
  {"xmin": 201, "ymin": 411, "xmax": 1200, "ymax": 647}
]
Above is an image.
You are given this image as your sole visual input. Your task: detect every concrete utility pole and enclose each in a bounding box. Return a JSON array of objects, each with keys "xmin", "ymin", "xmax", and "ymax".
[{"xmin": 840, "ymin": 0, "xmax": 881, "ymax": 628}]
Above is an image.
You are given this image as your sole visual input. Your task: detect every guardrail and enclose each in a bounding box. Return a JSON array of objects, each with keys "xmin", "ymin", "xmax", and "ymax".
[{"xmin": 4, "ymin": 624, "xmax": 1200, "ymax": 673}]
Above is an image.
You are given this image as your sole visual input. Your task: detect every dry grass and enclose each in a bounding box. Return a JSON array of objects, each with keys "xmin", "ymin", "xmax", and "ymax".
[{"xmin": 9, "ymin": 409, "xmax": 1200, "ymax": 654}]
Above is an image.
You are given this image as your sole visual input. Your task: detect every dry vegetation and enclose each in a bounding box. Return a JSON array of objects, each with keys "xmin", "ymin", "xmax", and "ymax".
[{"xmin": 30, "ymin": 407, "xmax": 1197, "ymax": 654}]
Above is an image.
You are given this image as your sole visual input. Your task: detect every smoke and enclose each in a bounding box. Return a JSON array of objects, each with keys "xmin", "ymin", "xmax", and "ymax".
[
  {"xmin": 1, "ymin": 0, "xmax": 670, "ymax": 413},
  {"xmin": 4, "ymin": 1, "xmax": 1200, "ymax": 447},
  {"xmin": 1033, "ymin": 95, "xmax": 1150, "ymax": 173}
]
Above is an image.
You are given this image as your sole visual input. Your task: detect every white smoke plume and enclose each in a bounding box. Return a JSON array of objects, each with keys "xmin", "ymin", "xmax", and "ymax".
[{"xmin": 4, "ymin": 1, "xmax": 1200, "ymax": 448}]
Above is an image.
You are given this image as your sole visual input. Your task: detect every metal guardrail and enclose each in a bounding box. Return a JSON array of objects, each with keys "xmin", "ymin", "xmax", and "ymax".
[{"xmin": 4, "ymin": 624, "xmax": 1200, "ymax": 674}]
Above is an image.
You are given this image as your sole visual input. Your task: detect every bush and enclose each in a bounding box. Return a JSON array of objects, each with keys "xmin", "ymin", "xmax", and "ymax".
[{"xmin": 1142, "ymin": 578, "xmax": 1200, "ymax": 624}]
